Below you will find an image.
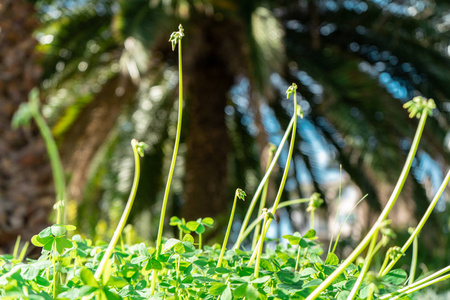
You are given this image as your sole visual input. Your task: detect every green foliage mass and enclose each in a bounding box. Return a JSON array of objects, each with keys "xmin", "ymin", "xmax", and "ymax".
[
  {"xmin": 35, "ymin": 0, "xmax": 450, "ymax": 242},
  {"xmin": 0, "ymin": 226, "xmax": 412, "ymax": 300},
  {"xmin": 2, "ymin": 80, "xmax": 448, "ymax": 300},
  {"xmin": 4, "ymin": 15, "xmax": 450, "ymax": 300}
]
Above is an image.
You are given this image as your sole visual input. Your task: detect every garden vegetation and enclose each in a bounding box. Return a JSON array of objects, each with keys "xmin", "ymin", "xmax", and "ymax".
[{"xmin": 1, "ymin": 25, "xmax": 449, "ymax": 300}]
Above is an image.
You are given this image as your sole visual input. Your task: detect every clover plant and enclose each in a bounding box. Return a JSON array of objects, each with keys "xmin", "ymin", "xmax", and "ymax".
[{"xmin": 2, "ymin": 26, "xmax": 450, "ymax": 300}]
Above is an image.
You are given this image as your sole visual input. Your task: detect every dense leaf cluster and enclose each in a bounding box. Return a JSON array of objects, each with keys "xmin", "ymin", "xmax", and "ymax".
[{"xmin": 0, "ymin": 225, "xmax": 409, "ymax": 300}]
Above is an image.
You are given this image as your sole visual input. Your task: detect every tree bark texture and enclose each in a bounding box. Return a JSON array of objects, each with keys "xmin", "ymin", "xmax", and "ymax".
[
  {"xmin": 183, "ymin": 17, "xmax": 245, "ymax": 220},
  {"xmin": 0, "ymin": 0, "xmax": 51, "ymax": 252},
  {"xmin": 59, "ymin": 75, "xmax": 137, "ymax": 202}
]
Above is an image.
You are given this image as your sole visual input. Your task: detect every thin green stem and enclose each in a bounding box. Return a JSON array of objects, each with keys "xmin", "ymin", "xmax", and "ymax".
[
  {"xmin": 332, "ymin": 194, "xmax": 368, "ymax": 253},
  {"xmin": 18, "ymin": 242, "xmax": 28, "ymax": 262},
  {"xmin": 125, "ymin": 224, "xmax": 133, "ymax": 245},
  {"xmin": 94, "ymin": 140, "xmax": 141, "ymax": 280},
  {"xmin": 265, "ymin": 89, "xmax": 298, "ymax": 220},
  {"xmin": 248, "ymin": 87, "xmax": 298, "ymax": 265},
  {"xmin": 378, "ymin": 252, "xmax": 390, "ymax": 276},
  {"xmin": 252, "ymin": 147, "xmax": 275, "ymax": 251},
  {"xmin": 52, "ymin": 242, "xmax": 57, "ymax": 299},
  {"xmin": 233, "ymin": 116, "xmax": 295, "ymax": 250},
  {"xmin": 12, "ymin": 236, "xmax": 21, "ymax": 260},
  {"xmin": 409, "ymin": 234, "xmax": 418, "ymax": 285},
  {"xmin": 254, "ymin": 210, "xmax": 269, "ymax": 278},
  {"xmin": 120, "ymin": 234, "xmax": 125, "ymax": 252},
  {"xmin": 305, "ymin": 113, "xmax": 428, "ymax": 300},
  {"xmin": 46, "ymin": 263, "xmax": 50, "ymax": 284},
  {"xmin": 347, "ymin": 229, "xmax": 379, "ymax": 300},
  {"xmin": 328, "ymin": 165, "xmax": 342, "ymax": 254},
  {"xmin": 32, "ymin": 111, "xmax": 67, "ymax": 224},
  {"xmin": 310, "ymin": 209, "xmax": 315, "ymax": 229},
  {"xmin": 367, "ymin": 284, "xmax": 375, "ymax": 300},
  {"xmin": 381, "ymin": 169, "xmax": 450, "ymax": 276},
  {"xmin": 371, "ymin": 238, "xmax": 385, "ymax": 257},
  {"xmin": 382, "ymin": 272, "xmax": 450, "ymax": 300},
  {"xmin": 73, "ymin": 256, "xmax": 78, "ymax": 283},
  {"xmin": 151, "ymin": 30, "xmax": 183, "ymax": 295},
  {"xmin": 217, "ymin": 192, "xmax": 239, "ymax": 268},
  {"xmin": 295, "ymin": 245, "xmax": 301, "ymax": 272},
  {"xmin": 379, "ymin": 265, "xmax": 450, "ymax": 299},
  {"xmin": 175, "ymin": 255, "xmax": 181, "ymax": 294},
  {"xmin": 155, "ymin": 34, "xmax": 183, "ymax": 257},
  {"xmin": 241, "ymin": 198, "xmax": 309, "ymax": 242},
  {"xmin": 278, "ymin": 198, "xmax": 310, "ymax": 208}
]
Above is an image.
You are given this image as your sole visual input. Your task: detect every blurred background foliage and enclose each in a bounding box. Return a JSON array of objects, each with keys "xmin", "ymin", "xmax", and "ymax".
[{"xmin": 1, "ymin": 0, "xmax": 450, "ymax": 286}]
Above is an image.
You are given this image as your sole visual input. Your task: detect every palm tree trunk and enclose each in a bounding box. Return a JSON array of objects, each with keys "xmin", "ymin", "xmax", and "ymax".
[
  {"xmin": 59, "ymin": 75, "xmax": 137, "ymax": 203},
  {"xmin": 183, "ymin": 17, "xmax": 245, "ymax": 220},
  {"xmin": 0, "ymin": 0, "xmax": 52, "ymax": 252}
]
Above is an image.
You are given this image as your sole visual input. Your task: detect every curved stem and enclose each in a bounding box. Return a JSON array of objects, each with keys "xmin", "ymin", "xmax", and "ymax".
[
  {"xmin": 52, "ymin": 242, "xmax": 57, "ymax": 298},
  {"xmin": 175, "ymin": 255, "xmax": 181, "ymax": 294},
  {"xmin": 252, "ymin": 148, "xmax": 275, "ymax": 250},
  {"xmin": 248, "ymin": 89, "xmax": 298, "ymax": 265},
  {"xmin": 217, "ymin": 193, "xmax": 238, "ymax": 268},
  {"xmin": 347, "ymin": 229, "xmax": 379, "ymax": 300},
  {"xmin": 379, "ymin": 265, "xmax": 450, "ymax": 299},
  {"xmin": 151, "ymin": 36, "xmax": 183, "ymax": 295},
  {"xmin": 370, "ymin": 237, "xmax": 384, "ymax": 257},
  {"xmin": 94, "ymin": 140, "xmax": 141, "ymax": 280},
  {"xmin": 367, "ymin": 284, "xmax": 375, "ymax": 300},
  {"xmin": 310, "ymin": 209, "xmax": 315, "ymax": 229},
  {"xmin": 267, "ymin": 91, "xmax": 297, "ymax": 217},
  {"xmin": 32, "ymin": 111, "xmax": 67, "ymax": 224},
  {"xmin": 409, "ymin": 234, "xmax": 418, "ymax": 285},
  {"xmin": 328, "ymin": 165, "xmax": 342, "ymax": 254},
  {"xmin": 295, "ymin": 244, "xmax": 302, "ymax": 271},
  {"xmin": 155, "ymin": 38, "xmax": 183, "ymax": 257},
  {"xmin": 332, "ymin": 194, "xmax": 368, "ymax": 254},
  {"xmin": 382, "ymin": 271, "xmax": 450, "ymax": 300},
  {"xmin": 233, "ymin": 116, "xmax": 295, "ymax": 250},
  {"xmin": 381, "ymin": 169, "xmax": 450, "ymax": 276},
  {"xmin": 242, "ymin": 198, "xmax": 309, "ymax": 242},
  {"xmin": 378, "ymin": 251, "xmax": 390, "ymax": 276},
  {"xmin": 254, "ymin": 211, "xmax": 269, "ymax": 278},
  {"xmin": 305, "ymin": 113, "xmax": 428, "ymax": 300}
]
